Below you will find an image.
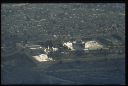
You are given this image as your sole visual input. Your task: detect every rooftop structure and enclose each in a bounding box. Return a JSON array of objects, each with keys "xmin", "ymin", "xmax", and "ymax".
[
  {"xmin": 72, "ymin": 41, "xmax": 85, "ymax": 50},
  {"xmin": 26, "ymin": 45, "xmax": 43, "ymax": 52},
  {"xmin": 27, "ymin": 45, "xmax": 42, "ymax": 49},
  {"xmin": 44, "ymin": 45, "xmax": 59, "ymax": 54},
  {"xmin": 31, "ymin": 53, "xmax": 53, "ymax": 62},
  {"xmin": 63, "ymin": 40, "xmax": 109, "ymax": 51}
]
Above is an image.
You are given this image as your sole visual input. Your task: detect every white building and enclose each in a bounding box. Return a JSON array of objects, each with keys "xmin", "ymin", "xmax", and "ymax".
[{"xmin": 63, "ymin": 40, "xmax": 109, "ymax": 51}]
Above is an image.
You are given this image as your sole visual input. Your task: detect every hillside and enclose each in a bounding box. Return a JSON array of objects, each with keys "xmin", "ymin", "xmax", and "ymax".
[{"xmin": 1, "ymin": 3, "xmax": 125, "ymax": 85}]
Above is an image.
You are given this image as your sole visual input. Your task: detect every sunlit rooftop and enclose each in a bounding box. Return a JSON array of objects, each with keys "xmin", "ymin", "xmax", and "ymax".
[{"xmin": 63, "ymin": 40, "xmax": 109, "ymax": 51}]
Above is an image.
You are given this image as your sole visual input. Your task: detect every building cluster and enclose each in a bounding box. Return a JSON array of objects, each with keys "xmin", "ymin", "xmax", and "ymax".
[{"xmin": 19, "ymin": 38, "xmax": 110, "ymax": 58}]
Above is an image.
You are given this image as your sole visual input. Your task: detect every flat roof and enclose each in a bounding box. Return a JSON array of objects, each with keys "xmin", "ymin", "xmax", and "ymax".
[
  {"xmin": 28, "ymin": 45, "xmax": 42, "ymax": 49},
  {"xmin": 63, "ymin": 40, "xmax": 109, "ymax": 51}
]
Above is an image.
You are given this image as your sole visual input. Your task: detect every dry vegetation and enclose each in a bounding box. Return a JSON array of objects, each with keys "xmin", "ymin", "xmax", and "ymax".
[{"xmin": 1, "ymin": 3, "xmax": 125, "ymax": 42}]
